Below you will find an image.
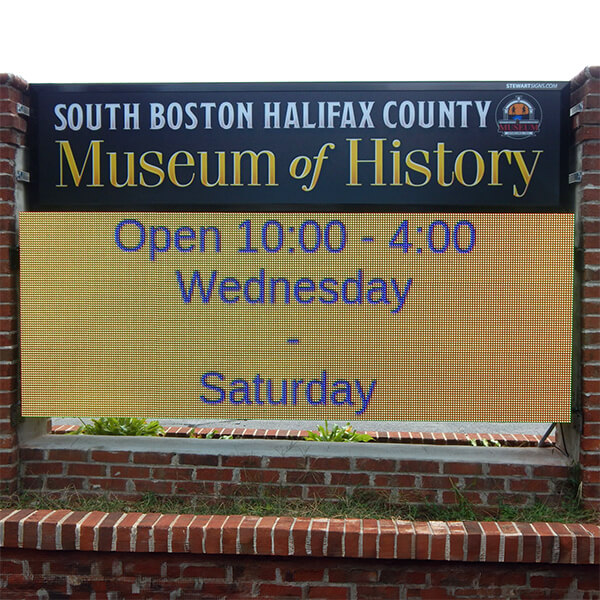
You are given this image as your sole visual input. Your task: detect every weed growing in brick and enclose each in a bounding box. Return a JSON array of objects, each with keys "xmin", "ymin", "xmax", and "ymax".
[
  {"xmin": 304, "ymin": 421, "xmax": 373, "ymax": 442},
  {"xmin": 191, "ymin": 429, "xmax": 235, "ymax": 440},
  {"xmin": 2, "ymin": 486, "xmax": 596, "ymax": 523}
]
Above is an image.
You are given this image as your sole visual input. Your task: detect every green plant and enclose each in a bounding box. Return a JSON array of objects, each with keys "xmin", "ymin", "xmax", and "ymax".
[
  {"xmin": 305, "ymin": 421, "xmax": 373, "ymax": 443},
  {"xmin": 189, "ymin": 429, "xmax": 235, "ymax": 439},
  {"xmin": 70, "ymin": 417, "xmax": 164, "ymax": 437},
  {"xmin": 205, "ymin": 430, "xmax": 234, "ymax": 440}
]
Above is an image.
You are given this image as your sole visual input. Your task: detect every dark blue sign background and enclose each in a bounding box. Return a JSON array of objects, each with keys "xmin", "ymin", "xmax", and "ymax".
[{"xmin": 28, "ymin": 82, "xmax": 570, "ymax": 212}]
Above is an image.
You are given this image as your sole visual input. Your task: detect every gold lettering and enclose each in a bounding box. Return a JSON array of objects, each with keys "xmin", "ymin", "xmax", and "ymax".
[
  {"xmin": 391, "ymin": 139, "xmax": 402, "ymax": 186},
  {"xmin": 108, "ymin": 152, "xmax": 137, "ymax": 188},
  {"xmin": 231, "ymin": 150, "xmax": 277, "ymax": 187},
  {"xmin": 454, "ymin": 149, "xmax": 485, "ymax": 187},
  {"xmin": 167, "ymin": 151, "xmax": 195, "ymax": 188},
  {"xmin": 346, "ymin": 138, "xmax": 386, "ymax": 187},
  {"xmin": 404, "ymin": 150, "xmax": 431, "ymax": 187},
  {"xmin": 433, "ymin": 142, "xmax": 454, "ymax": 187},
  {"xmin": 56, "ymin": 140, "xmax": 103, "ymax": 187},
  {"xmin": 139, "ymin": 151, "xmax": 165, "ymax": 187},
  {"xmin": 488, "ymin": 150, "xmax": 512, "ymax": 187},
  {"xmin": 512, "ymin": 151, "xmax": 543, "ymax": 198},
  {"xmin": 198, "ymin": 151, "xmax": 228, "ymax": 187}
]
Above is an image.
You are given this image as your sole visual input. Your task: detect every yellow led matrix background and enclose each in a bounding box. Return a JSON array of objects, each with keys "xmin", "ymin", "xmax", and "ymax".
[{"xmin": 19, "ymin": 212, "xmax": 574, "ymax": 421}]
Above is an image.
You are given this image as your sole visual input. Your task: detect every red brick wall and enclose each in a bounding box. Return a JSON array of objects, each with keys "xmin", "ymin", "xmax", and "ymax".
[
  {"xmin": 0, "ymin": 74, "xmax": 28, "ymax": 495},
  {"xmin": 1, "ymin": 509, "xmax": 598, "ymax": 599},
  {"xmin": 19, "ymin": 442, "xmax": 572, "ymax": 511},
  {"xmin": 571, "ymin": 67, "xmax": 600, "ymax": 510},
  {"xmin": 1, "ymin": 550, "xmax": 598, "ymax": 599}
]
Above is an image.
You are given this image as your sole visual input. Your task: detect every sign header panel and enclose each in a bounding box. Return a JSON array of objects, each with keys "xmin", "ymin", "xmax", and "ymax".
[{"xmin": 28, "ymin": 82, "xmax": 569, "ymax": 211}]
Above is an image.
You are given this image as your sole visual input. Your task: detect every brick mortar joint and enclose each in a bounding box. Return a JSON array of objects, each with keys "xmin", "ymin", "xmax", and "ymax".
[{"xmin": 0, "ymin": 138, "xmax": 25, "ymax": 151}]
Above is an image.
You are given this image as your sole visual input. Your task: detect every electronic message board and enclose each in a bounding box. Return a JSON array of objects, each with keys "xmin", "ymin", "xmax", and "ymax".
[{"xmin": 20, "ymin": 82, "xmax": 574, "ymax": 420}]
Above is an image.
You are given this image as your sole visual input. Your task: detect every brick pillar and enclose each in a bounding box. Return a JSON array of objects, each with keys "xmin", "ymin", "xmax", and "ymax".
[
  {"xmin": 0, "ymin": 74, "xmax": 28, "ymax": 495},
  {"xmin": 571, "ymin": 67, "xmax": 600, "ymax": 510}
]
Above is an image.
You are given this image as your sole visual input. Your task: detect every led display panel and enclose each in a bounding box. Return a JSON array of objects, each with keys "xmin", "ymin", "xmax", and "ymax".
[{"xmin": 20, "ymin": 211, "xmax": 573, "ymax": 420}]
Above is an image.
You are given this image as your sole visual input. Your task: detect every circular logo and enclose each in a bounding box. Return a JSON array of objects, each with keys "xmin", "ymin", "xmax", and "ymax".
[{"xmin": 495, "ymin": 93, "xmax": 542, "ymax": 139}]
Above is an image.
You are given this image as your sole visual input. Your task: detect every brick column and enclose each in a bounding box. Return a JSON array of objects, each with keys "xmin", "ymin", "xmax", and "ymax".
[
  {"xmin": 571, "ymin": 67, "xmax": 600, "ymax": 510},
  {"xmin": 0, "ymin": 74, "xmax": 28, "ymax": 495}
]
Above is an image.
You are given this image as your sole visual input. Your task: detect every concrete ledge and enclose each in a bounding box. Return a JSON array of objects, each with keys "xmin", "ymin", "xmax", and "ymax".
[
  {"xmin": 21, "ymin": 434, "xmax": 571, "ymax": 467},
  {"xmin": 0, "ymin": 508, "xmax": 598, "ymax": 564}
]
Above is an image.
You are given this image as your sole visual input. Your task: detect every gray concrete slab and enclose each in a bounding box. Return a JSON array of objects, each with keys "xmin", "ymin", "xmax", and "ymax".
[{"xmin": 24, "ymin": 433, "xmax": 570, "ymax": 467}]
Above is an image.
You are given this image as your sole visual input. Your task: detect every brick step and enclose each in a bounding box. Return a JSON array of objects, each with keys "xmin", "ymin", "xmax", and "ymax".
[{"xmin": 0, "ymin": 508, "xmax": 598, "ymax": 564}]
